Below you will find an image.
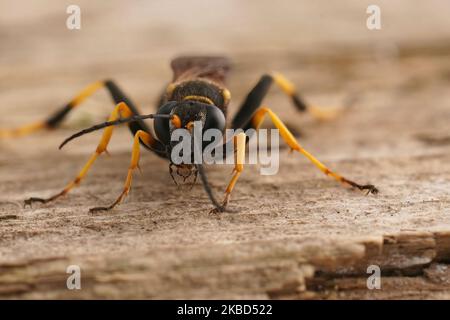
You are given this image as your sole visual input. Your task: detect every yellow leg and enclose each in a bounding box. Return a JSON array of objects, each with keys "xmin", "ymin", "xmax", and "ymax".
[
  {"xmin": 69, "ymin": 81, "xmax": 105, "ymax": 107},
  {"xmin": 210, "ymin": 132, "xmax": 246, "ymax": 213},
  {"xmin": 24, "ymin": 102, "xmax": 133, "ymax": 206},
  {"xmin": 252, "ymin": 106, "xmax": 378, "ymax": 194},
  {"xmin": 89, "ymin": 130, "xmax": 152, "ymax": 213},
  {"xmin": 0, "ymin": 122, "xmax": 47, "ymax": 138},
  {"xmin": 271, "ymin": 72, "xmax": 297, "ymax": 97},
  {"xmin": 1, "ymin": 81, "xmax": 104, "ymax": 138},
  {"xmin": 271, "ymin": 72, "xmax": 342, "ymax": 121}
]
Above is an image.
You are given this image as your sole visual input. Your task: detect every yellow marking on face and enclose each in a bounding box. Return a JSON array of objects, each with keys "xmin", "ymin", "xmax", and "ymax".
[
  {"xmin": 186, "ymin": 121, "xmax": 194, "ymax": 131},
  {"xmin": 171, "ymin": 114, "xmax": 181, "ymax": 128}
]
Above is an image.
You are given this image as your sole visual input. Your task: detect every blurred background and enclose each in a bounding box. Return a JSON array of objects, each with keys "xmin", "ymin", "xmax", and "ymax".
[
  {"xmin": 1, "ymin": 0, "xmax": 449, "ymax": 154},
  {"xmin": 0, "ymin": 0, "xmax": 450, "ymax": 150},
  {"xmin": 0, "ymin": 0, "xmax": 449, "ymax": 126},
  {"xmin": 1, "ymin": 0, "xmax": 450, "ymax": 61}
]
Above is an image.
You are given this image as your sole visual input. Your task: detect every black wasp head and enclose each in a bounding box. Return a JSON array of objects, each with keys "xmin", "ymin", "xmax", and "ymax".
[
  {"xmin": 153, "ymin": 100, "xmax": 226, "ymax": 147},
  {"xmin": 153, "ymin": 100, "xmax": 225, "ymax": 186}
]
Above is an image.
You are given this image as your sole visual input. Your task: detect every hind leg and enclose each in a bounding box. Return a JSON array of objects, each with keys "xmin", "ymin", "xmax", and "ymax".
[
  {"xmin": 231, "ymin": 73, "xmax": 340, "ymax": 131},
  {"xmin": 1, "ymin": 80, "xmax": 152, "ymax": 138}
]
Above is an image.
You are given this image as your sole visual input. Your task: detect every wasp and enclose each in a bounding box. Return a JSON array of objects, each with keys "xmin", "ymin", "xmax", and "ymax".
[{"xmin": 0, "ymin": 56, "xmax": 378, "ymax": 213}]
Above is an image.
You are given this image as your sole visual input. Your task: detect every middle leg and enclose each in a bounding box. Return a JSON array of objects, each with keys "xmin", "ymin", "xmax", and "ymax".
[
  {"xmin": 24, "ymin": 102, "xmax": 153, "ymax": 206},
  {"xmin": 251, "ymin": 106, "xmax": 378, "ymax": 194}
]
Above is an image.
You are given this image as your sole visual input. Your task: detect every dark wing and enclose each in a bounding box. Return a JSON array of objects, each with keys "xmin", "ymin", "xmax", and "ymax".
[{"xmin": 171, "ymin": 56, "xmax": 231, "ymax": 85}]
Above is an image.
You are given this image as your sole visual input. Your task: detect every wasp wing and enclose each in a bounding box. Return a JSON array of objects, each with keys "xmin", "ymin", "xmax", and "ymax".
[{"xmin": 171, "ymin": 56, "xmax": 231, "ymax": 85}]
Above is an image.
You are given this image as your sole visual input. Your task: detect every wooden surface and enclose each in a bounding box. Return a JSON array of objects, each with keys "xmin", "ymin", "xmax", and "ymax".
[{"xmin": 1, "ymin": 0, "xmax": 450, "ymax": 299}]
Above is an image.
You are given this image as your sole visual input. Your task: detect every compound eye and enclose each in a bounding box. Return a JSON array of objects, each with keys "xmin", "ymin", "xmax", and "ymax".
[
  {"xmin": 204, "ymin": 105, "xmax": 226, "ymax": 132},
  {"xmin": 154, "ymin": 101, "xmax": 177, "ymax": 144}
]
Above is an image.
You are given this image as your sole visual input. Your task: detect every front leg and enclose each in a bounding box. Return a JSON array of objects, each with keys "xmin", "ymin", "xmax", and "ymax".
[
  {"xmin": 24, "ymin": 102, "xmax": 135, "ymax": 207},
  {"xmin": 89, "ymin": 130, "xmax": 153, "ymax": 213},
  {"xmin": 210, "ymin": 132, "xmax": 247, "ymax": 214}
]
